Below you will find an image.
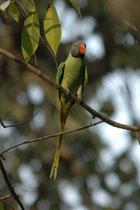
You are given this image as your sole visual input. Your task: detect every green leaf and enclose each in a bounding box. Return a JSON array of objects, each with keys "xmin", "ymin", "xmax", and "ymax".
[
  {"xmin": 25, "ymin": 0, "xmax": 36, "ymax": 12},
  {"xmin": 9, "ymin": 3, "xmax": 19, "ymax": 22},
  {"xmin": 44, "ymin": 2, "xmax": 61, "ymax": 56},
  {"xmin": 70, "ymin": 0, "xmax": 81, "ymax": 17},
  {"xmin": 0, "ymin": 201, "xmax": 4, "ymax": 210},
  {"xmin": 0, "ymin": 0, "xmax": 11, "ymax": 11},
  {"xmin": 21, "ymin": 12, "xmax": 40, "ymax": 61}
]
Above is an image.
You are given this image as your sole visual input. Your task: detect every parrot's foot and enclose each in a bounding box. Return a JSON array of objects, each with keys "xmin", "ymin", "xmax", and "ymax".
[
  {"xmin": 65, "ymin": 88, "xmax": 71, "ymax": 96},
  {"xmin": 77, "ymin": 95, "xmax": 82, "ymax": 104},
  {"xmin": 50, "ymin": 165, "xmax": 58, "ymax": 179}
]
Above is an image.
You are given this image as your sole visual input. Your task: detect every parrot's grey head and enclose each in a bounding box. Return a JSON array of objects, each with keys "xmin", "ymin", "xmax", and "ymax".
[{"xmin": 71, "ymin": 42, "xmax": 86, "ymax": 58}]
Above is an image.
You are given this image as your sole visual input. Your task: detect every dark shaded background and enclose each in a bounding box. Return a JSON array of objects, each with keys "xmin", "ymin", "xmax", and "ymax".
[{"xmin": 0, "ymin": 0, "xmax": 140, "ymax": 209}]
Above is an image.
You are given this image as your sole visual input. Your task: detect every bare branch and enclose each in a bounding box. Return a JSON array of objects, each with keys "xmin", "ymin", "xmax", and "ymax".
[
  {"xmin": 0, "ymin": 48, "xmax": 140, "ymax": 132},
  {"xmin": 0, "ymin": 111, "xmax": 39, "ymax": 128},
  {"xmin": 0, "ymin": 121, "xmax": 103, "ymax": 156},
  {"xmin": 0, "ymin": 159, "xmax": 25, "ymax": 210},
  {"xmin": 0, "ymin": 194, "xmax": 12, "ymax": 201},
  {"xmin": 134, "ymin": 130, "xmax": 140, "ymax": 144},
  {"xmin": 0, "ymin": 155, "xmax": 5, "ymax": 161}
]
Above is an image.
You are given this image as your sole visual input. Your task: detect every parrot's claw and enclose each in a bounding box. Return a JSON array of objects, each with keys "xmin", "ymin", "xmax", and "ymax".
[
  {"xmin": 66, "ymin": 88, "xmax": 71, "ymax": 96},
  {"xmin": 77, "ymin": 95, "xmax": 82, "ymax": 104}
]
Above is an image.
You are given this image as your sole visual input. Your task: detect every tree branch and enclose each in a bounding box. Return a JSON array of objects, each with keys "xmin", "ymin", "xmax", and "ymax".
[
  {"xmin": 0, "ymin": 111, "xmax": 39, "ymax": 128},
  {"xmin": 0, "ymin": 194, "xmax": 12, "ymax": 201},
  {"xmin": 134, "ymin": 131, "xmax": 140, "ymax": 144},
  {"xmin": 0, "ymin": 159, "xmax": 25, "ymax": 210},
  {"xmin": 0, "ymin": 121, "xmax": 103, "ymax": 156},
  {"xmin": 0, "ymin": 48, "xmax": 140, "ymax": 132}
]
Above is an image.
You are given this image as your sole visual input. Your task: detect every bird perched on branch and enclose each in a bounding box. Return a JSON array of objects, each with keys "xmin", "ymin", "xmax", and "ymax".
[{"xmin": 50, "ymin": 42, "xmax": 88, "ymax": 179}]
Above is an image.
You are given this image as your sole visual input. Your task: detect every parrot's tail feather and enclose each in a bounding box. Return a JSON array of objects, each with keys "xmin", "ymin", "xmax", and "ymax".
[
  {"xmin": 50, "ymin": 103, "xmax": 71, "ymax": 179},
  {"xmin": 50, "ymin": 134, "xmax": 63, "ymax": 179}
]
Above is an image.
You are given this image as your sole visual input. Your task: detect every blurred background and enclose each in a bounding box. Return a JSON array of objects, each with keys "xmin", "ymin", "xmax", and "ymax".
[{"xmin": 0, "ymin": 0, "xmax": 140, "ymax": 209}]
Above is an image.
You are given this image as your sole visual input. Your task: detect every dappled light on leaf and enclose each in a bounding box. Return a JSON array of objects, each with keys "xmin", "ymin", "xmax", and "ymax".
[
  {"xmin": 21, "ymin": 12, "xmax": 40, "ymax": 61},
  {"xmin": 9, "ymin": 3, "xmax": 19, "ymax": 23},
  {"xmin": 70, "ymin": 0, "xmax": 81, "ymax": 17},
  {"xmin": 25, "ymin": 0, "xmax": 36, "ymax": 12},
  {"xmin": 44, "ymin": 2, "xmax": 61, "ymax": 56},
  {"xmin": 0, "ymin": 0, "xmax": 11, "ymax": 12}
]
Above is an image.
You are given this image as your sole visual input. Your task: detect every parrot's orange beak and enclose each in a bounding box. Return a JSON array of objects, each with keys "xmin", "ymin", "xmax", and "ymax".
[{"xmin": 80, "ymin": 43, "xmax": 86, "ymax": 54}]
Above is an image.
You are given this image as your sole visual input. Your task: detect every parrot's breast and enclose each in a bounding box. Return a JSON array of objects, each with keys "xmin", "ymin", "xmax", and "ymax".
[{"xmin": 61, "ymin": 56, "xmax": 83, "ymax": 94}]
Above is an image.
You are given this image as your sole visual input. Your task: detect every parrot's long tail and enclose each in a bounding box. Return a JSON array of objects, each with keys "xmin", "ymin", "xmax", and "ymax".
[{"xmin": 50, "ymin": 105, "xmax": 69, "ymax": 179}]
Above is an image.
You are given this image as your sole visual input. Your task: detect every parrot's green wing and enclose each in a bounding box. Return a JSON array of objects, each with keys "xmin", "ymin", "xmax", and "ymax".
[
  {"xmin": 56, "ymin": 62, "xmax": 65, "ymax": 84},
  {"xmin": 82, "ymin": 65, "xmax": 88, "ymax": 90}
]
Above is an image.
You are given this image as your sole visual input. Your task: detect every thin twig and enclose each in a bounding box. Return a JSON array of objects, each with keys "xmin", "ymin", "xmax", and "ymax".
[
  {"xmin": 0, "ymin": 159, "xmax": 25, "ymax": 210},
  {"xmin": 0, "ymin": 121, "xmax": 103, "ymax": 156},
  {"xmin": 16, "ymin": 0, "xmax": 26, "ymax": 18},
  {"xmin": 0, "ymin": 111, "xmax": 39, "ymax": 128},
  {"xmin": 134, "ymin": 131, "xmax": 140, "ymax": 144},
  {"xmin": 0, "ymin": 194, "xmax": 12, "ymax": 201},
  {"xmin": 0, "ymin": 48, "xmax": 139, "ymax": 133},
  {"xmin": 0, "ymin": 154, "xmax": 5, "ymax": 160}
]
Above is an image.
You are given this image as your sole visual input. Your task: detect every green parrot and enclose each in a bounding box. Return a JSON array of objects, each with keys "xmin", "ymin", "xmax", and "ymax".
[{"xmin": 50, "ymin": 42, "xmax": 88, "ymax": 179}]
